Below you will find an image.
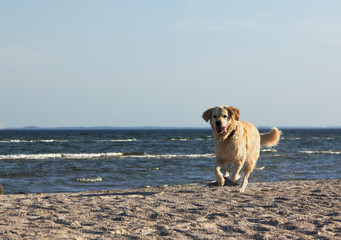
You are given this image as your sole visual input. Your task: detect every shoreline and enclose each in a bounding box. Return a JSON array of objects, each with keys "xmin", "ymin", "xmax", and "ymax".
[
  {"xmin": 0, "ymin": 179, "xmax": 340, "ymax": 239},
  {"xmin": 0, "ymin": 177, "xmax": 338, "ymax": 195}
]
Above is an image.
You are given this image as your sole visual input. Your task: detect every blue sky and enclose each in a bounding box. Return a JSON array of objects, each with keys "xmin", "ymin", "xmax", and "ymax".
[{"xmin": 1, "ymin": 1, "xmax": 341, "ymax": 128}]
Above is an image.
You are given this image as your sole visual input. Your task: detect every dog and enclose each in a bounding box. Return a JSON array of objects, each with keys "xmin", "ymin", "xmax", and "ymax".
[{"xmin": 203, "ymin": 106, "xmax": 281, "ymax": 192}]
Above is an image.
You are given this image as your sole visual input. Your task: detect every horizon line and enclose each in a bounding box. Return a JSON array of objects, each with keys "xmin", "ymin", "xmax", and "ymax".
[{"xmin": 1, "ymin": 125, "xmax": 341, "ymax": 130}]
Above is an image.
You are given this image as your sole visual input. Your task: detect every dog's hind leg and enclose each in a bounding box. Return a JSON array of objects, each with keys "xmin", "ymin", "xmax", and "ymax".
[
  {"xmin": 214, "ymin": 162, "xmax": 225, "ymax": 186},
  {"xmin": 224, "ymin": 164, "xmax": 231, "ymax": 178},
  {"xmin": 237, "ymin": 157, "xmax": 257, "ymax": 192},
  {"xmin": 237, "ymin": 171, "xmax": 251, "ymax": 193},
  {"xmin": 231, "ymin": 161, "xmax": 243, "ymax": 182}
]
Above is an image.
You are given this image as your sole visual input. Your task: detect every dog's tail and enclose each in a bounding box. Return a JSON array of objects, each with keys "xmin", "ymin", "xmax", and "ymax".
[{"xmin": 260, "ymin": 127, "xmax": 282, "ymax": 147}]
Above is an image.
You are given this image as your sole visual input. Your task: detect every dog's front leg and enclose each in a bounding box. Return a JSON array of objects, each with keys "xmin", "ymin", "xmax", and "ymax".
[{"xmin": 214, "ymin": 163, "xmax": 225, "ymax": 186}]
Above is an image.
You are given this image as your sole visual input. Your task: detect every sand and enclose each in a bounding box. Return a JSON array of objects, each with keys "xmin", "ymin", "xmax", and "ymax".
[{"xmin": 0, "ymin": 179, "xmax": 340, "ymax": 239}]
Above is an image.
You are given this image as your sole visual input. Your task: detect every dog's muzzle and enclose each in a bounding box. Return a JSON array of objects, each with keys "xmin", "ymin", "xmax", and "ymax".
[
  {"xmin": 216, "ymin": 126, "xmax": 226, "ymax": 133},
  {"xmin": 215, "ymin": 121, "xmax": 226, "ymax": 133}
]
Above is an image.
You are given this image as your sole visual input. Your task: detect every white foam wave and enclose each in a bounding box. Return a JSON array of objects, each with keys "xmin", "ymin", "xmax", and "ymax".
[
  {"xmin": 1, "ymin": 139, "xmax": 137, "ymax": 143},
  {"xmin": 76, "ymin": 176, "xmax": 103, "ymax": 183},
  {"xmin": 93, "ymin": 138, "xmax": 137, "ymax": 142},
  {"xmin": 0, "ymin": 140, "xmax": 34, "ymax": 143},
  {"xmin": 0, "ymin": 139, "xmax": 70, "ymax": 143},
  {"xmin": 0, "ymin": 152, "xmax": 124, "ymax": 160},
  {"xmin": 0, "ymin": 153, "xmax": 62, "ymax": 160},
  {"xmin": 281, "ymin": 137, "xmax": 301, "ymax": 140},
  {"xmin": 169, "ymin": 137, "xmax": 212, "ymax": 141},
  {"xmin": 64, "ymin": 152, "xmax": 125, "ymax": 159},
  {"xmin": 0, "ymin": 152, "xmax": 214, "ymax": 160},
  {"xmin": 148, "ymin": 167, "xmax": 160, "ymax": 170},
  {"xmin": 282, "ymin": 137, "xmax": 337, "ymax": 140},
  {"xmin": 127, "ymin": 153, "xmax": 215, "ymax": 159},
  {"xmin": 261, "ymin": 149, "xmax": 277, "ymax": 152},
  {"xmin": 299, "ymin": 150, "xmax": 341, "ymax": 155},
  {"xmin": 170, "ymin": 138, "xmax": 190, "ymax": 141},
  {"xmin": 39, "ymin": 139, "xmax": 55, "ymax": 143},
  {"xmin": 110, "ymin": 138, "xmax": 137, "ymax": 142}
]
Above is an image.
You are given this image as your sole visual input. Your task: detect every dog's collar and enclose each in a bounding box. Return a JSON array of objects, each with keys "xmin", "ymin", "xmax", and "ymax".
[{"xmin": 227, "ymin": 127, "xmax": 237, "ymax": 139}]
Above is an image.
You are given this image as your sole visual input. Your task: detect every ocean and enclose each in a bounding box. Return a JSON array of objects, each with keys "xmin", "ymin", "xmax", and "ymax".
[{"xmin": 0, "ymin": 128, "xmax": 340, "ymax": 194}]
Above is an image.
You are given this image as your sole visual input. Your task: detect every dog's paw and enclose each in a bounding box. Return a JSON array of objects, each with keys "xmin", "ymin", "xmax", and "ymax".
[
  {"xmin": 236, "ymin": 186, "xmax": 247, "ymax": 193},
  {"xmin": 217, "ymin": 179, "xmax": 225, "ymax": 186},
  {"xmin": 231, "ymin": 174, "xmax": 241, "ymax": 182}
]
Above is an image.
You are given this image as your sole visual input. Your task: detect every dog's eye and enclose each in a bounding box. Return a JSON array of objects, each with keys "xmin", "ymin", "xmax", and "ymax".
[
  {"xmin": 213, "ymin": 115, "xmax": 217, "ymax": 119},
  {"xmin": 223, "ymin": 115, "xmax": 227, "ymax": 118}
]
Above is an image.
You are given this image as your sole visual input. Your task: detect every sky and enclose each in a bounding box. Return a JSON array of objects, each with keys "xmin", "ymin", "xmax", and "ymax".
[{"xmin": 1, "ymin": 0, "xmax": 341, "ymax": 128}]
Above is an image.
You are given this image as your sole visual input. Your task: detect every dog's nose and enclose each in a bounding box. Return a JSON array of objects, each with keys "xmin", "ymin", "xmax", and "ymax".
[{"xmin": 216, "ymin": 120, "xmax": 222, "ymax": 127}]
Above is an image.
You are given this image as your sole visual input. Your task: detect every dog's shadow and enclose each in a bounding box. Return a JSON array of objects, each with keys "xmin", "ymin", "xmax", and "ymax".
[{"xmin": 207, "ymin": 177, "xmax": 239, "ymax": 187}]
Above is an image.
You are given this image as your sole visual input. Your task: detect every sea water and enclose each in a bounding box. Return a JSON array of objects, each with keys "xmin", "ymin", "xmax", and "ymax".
[{"xmin": 0, "ymin": 128, "xmax": 340, "ymax": 194}]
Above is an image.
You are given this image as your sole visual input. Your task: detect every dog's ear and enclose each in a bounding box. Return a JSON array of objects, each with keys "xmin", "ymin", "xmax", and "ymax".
[
  {"xmin": 202, "ymin": 108, "xmax": 213, "ymax": 122},
  {"xmin": 226, "ymin": 106, "xmax": 240, "ymax": 121}
]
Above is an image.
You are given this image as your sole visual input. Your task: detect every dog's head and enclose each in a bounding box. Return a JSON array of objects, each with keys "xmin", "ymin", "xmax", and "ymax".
[{"xmin": 202, "ymin": 106, "xmax": 240, "ymax": 134}]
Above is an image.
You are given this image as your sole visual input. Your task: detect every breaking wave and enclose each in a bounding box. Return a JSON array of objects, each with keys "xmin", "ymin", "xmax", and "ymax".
[
  {"xmin": 169, "ymin": 137, "xmax": 211, "ymax": 141},
  {"xmin": 0, "ymin": 152, "xmax": 124, "ymax": 160},
  {"xmin": 76, "ymin": 176, "xmax": 103, "ymax": 183},
  {"xmin": 261, "ymin": 149, "xmax": 277, "ymax": 152},
  {"xmin": 299, "ymin": 150, "xmax": 341, "ymax": 155},
  {"xmin": 95, "ymin": 138, "xmax": 137, "ymax": 142},
  {"xmin": 0, "ymin": 138, "xmax": 137, "ymax": 143},
  {"xmin": 0, "ymin": 152, "xmax": 215, "ymax": 160}
]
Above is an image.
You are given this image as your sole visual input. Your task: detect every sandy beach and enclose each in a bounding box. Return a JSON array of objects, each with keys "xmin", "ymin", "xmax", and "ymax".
[{"xmin": 0, "ymin": 179, "xmax": 340, "ymax": 239}]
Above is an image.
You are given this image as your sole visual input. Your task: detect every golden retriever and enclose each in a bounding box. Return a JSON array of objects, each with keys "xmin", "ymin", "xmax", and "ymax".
[{"xmin": 203, "ymin": 106, "xmax": 281, "ymax": 192}]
